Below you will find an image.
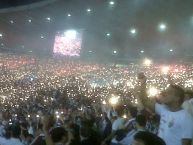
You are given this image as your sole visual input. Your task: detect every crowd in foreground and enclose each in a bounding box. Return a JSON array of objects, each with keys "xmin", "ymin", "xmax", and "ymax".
[{"xmin": 0, "ymin": 54, "xmax": 192, "ymax": 145}]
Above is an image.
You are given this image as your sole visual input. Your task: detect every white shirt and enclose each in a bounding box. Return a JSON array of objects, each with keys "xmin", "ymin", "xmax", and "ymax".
[
  {"xmin": 112, "ymin": 117, "xmax": 125, "ymax": 131},
  {"xmin": 182, "ymin": 98, "xmax": 193, "ymax": 118},
  {"xmin": 0, "ymin": 125, "xmax": 5, "ymax": 136},
  {"xmin": 119, "ymin": 129, "xmax": 145, "ymax": 145},
  {"xmin": 1, "ymin": 138, "xmax": 23, "ymax": 145},
  {"xmin": 0, "ymin": 137, "xmax": 7, "ymax": 145},
  {"xmin": 124, "ymin": 118, "xmax": 135, "ymax": 128},
  {"xmin": 155, "ymin": 103, "xmax": 193, "ymax": 145},
  {"xmin": 111, "ymin": 117, "xmax": 125, "ymax": 143}
]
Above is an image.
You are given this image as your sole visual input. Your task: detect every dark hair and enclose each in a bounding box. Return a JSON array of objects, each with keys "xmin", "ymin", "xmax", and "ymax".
[
  {"xmin": 11, "ymin": 125, "xmax": 21, "ymax": 138},
  {"xmin": 114, "ymin": 105, "xmax": 124, "ymax": 116},
  {"xmin": 136, "ymin": 115, "xmax": 147, "ymax": 127},
  {"xmin": 170, "ymin": 85, "xmax": 185, "ymax": 104},
  {"xmin": 128, "ymin": 106, "xmax": 138, "ymax": 118},
  {"xmin": 134, "ymin": 131, "xmax": 166, "ymax": 145},
  {"xmin": 138, "ymin": 72, "xmax": 146, "ymax": 79},
  {"xmin": 185, "ymin": 90, "xmax": 193, "ymax": 99},
  {"xmin": 50, "ymin": 127, "xmax": 68, "ymax": 143},
  {"xmin": 80, "ymin": 126, "xmax": 91, "ymax": 138}
]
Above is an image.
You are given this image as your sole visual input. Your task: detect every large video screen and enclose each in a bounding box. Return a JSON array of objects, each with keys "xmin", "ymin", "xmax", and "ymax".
[{"xmin": 53, "ymin": 30, "xmax": 82, "ymax": 56}]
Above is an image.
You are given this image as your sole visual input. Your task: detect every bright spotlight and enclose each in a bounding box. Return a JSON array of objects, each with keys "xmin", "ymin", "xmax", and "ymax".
[
  {"xmin": 87, "ymin": 8, "xmax": 91, "ymax": 12},
  {"xmin": 40, "ymin": 35, "xmax": 44, "ymax": 39},
  {"xmin": 169, "ymin": 49, "xmax": 173, "ymax": 52},
  {"xmin": 161, "ymin": 66, "xmax": 170, "ymax": 74},
  {"xmin": 10, "ymin": 20, "xmax": 14, "ymax": 24},
  {"xmin": 113, "ymin": 50, "xmax": 117, "ymax": 54},
  {"xmin": 140, "ymin": 50, "xmax": 144, "ymax": 53},
  {"xmin": 0, "ymin": 33, "xmax": 3, "ymax": 37},
  {"xmin": 143, "ymin": 58, "xmax": 152, "ymax": 66},
  {"xmin": 158, "ymin": 23, "xmax": 167, "ymax": 31},
  {"xmin": 46, "ymin": 17, "xmax": 51, "ymax": 21},
  {"xmin": 109, "ymin": 1, "xmax": 115, "ymax": 5},
  {"xmin": 148, "ymin": 87, "xmax": 159, "ymax": 97},
  {"xmin": 130, "ymin": 28, "xmax": 136, "ymax": 34},
  {"xmin": 67, "ymin": 13, "xmax": 71, "ymax": 17},
  {"xmin": 106, "ymin": 33, "xmax": 111, "ymax": 37},
  {"xmin": 65, "ymin": 30, "xmax": 77, "ymax": 39},
  {"xmin": 109, "ymin": 95, "xmax": 119, "ymax": 105}
]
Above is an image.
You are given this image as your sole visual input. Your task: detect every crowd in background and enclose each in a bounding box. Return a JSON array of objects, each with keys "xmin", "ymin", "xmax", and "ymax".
[{"xmin": 0, "ymin": 54, "xmax": 192, "ymax": 145}]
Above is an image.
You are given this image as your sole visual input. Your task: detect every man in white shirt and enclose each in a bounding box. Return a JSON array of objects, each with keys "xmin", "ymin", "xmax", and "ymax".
[
  {"xmin": 182, "ymin": 90, "xmax": 193, "ymax": 118},
  {"xmin": 3, "ymin": 124, "xmax": 23, "ymax": 145},
  {"xmin": 119, "ymin": 114, "xmax": 147, "ymax": 145},
  {"xmin": 138, "ymin": 74, "xmax": 193, "ymax": 145},
  {"xmin": 101, "ymin": 105, "xmax": 125, "ymax": 145}
]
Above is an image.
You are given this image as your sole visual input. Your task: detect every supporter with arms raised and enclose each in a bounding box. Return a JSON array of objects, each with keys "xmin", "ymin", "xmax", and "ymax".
[{"xmin": 137, "ymin": 73, "xmax": 193, "ymax": 145}]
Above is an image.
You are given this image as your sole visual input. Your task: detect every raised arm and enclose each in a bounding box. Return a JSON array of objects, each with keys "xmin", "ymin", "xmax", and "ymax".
[
  {"xmin": 43, "ymin": 116, "xmax": 55, "ymax": 145},
  {"xmin": 136, "ymin": 73, "xmax": 156, "ymax": 113}
]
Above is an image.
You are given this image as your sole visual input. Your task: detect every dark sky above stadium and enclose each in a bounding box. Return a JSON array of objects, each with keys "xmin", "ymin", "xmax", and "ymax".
[{"xmin": 0, "ymin": 0, "xmax": 192, "ymax": 60}]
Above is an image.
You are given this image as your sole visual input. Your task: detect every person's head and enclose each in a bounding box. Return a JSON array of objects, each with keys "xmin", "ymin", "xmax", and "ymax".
[
  {"xmin": 133, "ymin": 131, "xmax": 166, "ymax": 145},
  {"xmin": 114, "ymin": 105, "xmax": 124, "ymax": 117},
  {"xmin": 128, "ymin": 106, "xmax": 138, "ymax": 118},
  {"xmin": 151, "ymin": 114, "xmax": 160, "ymax": 126},
  {"xmin": 50, "ymin": 127, "xmax": 68, "ymax": 144},
  {"xmin": 137, "ymin": 73, "xmax": 146, "ymax": 84},
  {"xmin": 79, "ymin": 126, "xmax": 91, "ymax": 140},
  {"xmin": 160, "ymin": 85, "xmax": 184, "ymax": 106},
  {"xmin": 184, "ymin": 90, "xmax": 193, "ymax": 101},
  {"xmin": 102, "ymin": 112, "xmax": 108, "ymax": 120},
  {"xmin": 11, "ymin": 124, "xmax": 21, "ymax": 138},
  {"xmin": 135, "ymin": 115, "xmax": 147, "ymax": 129}
]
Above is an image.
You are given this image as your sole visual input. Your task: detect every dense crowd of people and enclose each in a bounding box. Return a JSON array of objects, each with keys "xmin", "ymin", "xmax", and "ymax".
[{"xmin": 0, "ymin": 53, "xmax": 192, "ymax": 145}]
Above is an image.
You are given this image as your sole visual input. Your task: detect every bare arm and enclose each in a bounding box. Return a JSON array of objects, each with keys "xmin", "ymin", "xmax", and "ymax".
[
  {"xmin": 137, "ymin": 76, "xmax": 155, "ymax": 113},
  {"xmin": 167, "ymin": 74, "xmax": 174, "ymax": 85},
  {"xmin": 182, "ymin": 139, "xmax": 192, "ymax": 145},
  {"xmin": 44, "ymin": 131, "xmax": 55, "ymax": 145},
  {"xmin": 101, "ymin": 131, "xmax": 116, "ymax": 145},
  {"xmin": 43, "ymin": 116, "xmax": 55, "ymax": 145}
]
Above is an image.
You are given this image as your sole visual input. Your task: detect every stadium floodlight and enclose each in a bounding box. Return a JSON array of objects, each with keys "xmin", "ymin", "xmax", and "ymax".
[
  {"xmin": 113, "ymin": 50, "xmax": 117, "ymax": 54},
  {"xmin": 158, "ymin": 23, "xmax": 167, "ymax": 32},
  {"xmin": 46, "ymin": 17, "xmax": 51, "ymax": 21},
  {"xmin": 65, "ymin": 30, "xmax": 77, "ymax": 39},
  {"xmin": 106, "ymin": 33, "xmax": 111, "ymax": 37},
  {"xmin": 40, "ymin": 35, "xmax": 44, "ymax": 39},
  {"xmin": 109, "ymin": 1, "xmax": 115, "ymax": 5},
  {"xmin": 130, "ymin": 28, "xmax": 136, "ymax": 34},
  {"xmin": 87, "ymin": 8, "xmax": 91, "ymax": 12},
  {"xmin": 143, "ymin": 58, "xmax": 152, "ymax": 66}
]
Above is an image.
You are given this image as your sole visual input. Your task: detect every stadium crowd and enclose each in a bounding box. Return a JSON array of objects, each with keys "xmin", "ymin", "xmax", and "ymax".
[{"xmin": 0, "ymin": 54, "xmax": 192, "ymax": 145}]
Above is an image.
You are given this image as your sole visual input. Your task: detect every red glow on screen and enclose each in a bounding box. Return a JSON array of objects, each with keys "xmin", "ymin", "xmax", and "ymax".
[{"xmin": 53, "ymin": 30, "xmax": 82, "ymax": 56}]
